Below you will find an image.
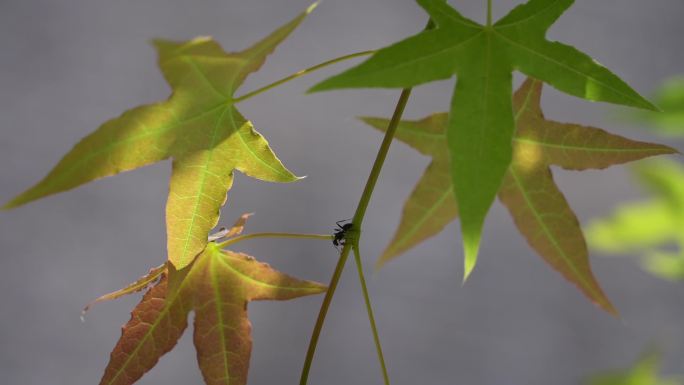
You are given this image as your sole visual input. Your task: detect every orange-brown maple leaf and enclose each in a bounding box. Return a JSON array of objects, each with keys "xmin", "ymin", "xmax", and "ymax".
[
  {"xmin": 99, "ymin": 241, "xmax": 326, "ymax": 385},
  {"xmin": 362, "ymin": 78, "xmax": 676, "ymax": 314}
]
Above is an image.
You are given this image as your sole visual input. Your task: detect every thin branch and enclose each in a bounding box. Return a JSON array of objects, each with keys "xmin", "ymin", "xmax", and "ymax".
[
  {"xmin": 298, "ymin": 88, "xmax": 413, "ymax": 385},
  {"xmin": 352, "ymin": 243, "xmax": 391, "ymax": 385}
]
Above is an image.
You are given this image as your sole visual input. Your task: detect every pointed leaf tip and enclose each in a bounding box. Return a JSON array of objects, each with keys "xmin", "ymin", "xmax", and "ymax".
[
  {"xmin": 639, "ymin": 98, "xmax": 660, "ymax": 112},
  {"xmin": 306, "ymin": 1, "xmax": 319, "ymax": 14},
  {"xmin": 307, "ymin": 79, "xmax": 334, "ymax": 94},
  {"xmin": 82, "ymin": 264, "xmax": 166, "ymax": 318},
  {"xmin": 605, "ymin": 303, "xmax": 620, "ymax": 318},
  {"xmin": 374, "ymin": 256, "xmax": 389, "ymax": 272},
  {"xmin": 462, "ymin": 234, "xmax": 481, "ymax": 284},
  {"xmin": 650, "ymin": 102, "xmax": 663, "ymax": 113},
  {"xmin": 2, "ymin": 192, "xmax": 44, "ymax": 210},
  {"xmin": 2, "ymin": 194, "xmax": 27, "ymax": 210}
]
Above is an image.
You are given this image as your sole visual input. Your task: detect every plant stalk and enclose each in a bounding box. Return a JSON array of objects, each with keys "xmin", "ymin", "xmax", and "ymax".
[
  {"xmin": 298, "ymin": 88, "xmax": 412, "ymax": 385},
  {"xmin": 352, "ymin": 243, "xmax": 391, "ymax": 385},
  {"xmin": 487, "ymin": 0, "xmax": 493, "ymax": 26}
]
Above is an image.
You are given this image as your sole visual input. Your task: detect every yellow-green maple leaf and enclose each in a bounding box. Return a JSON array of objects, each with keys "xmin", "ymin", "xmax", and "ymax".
[
  {"xmin": 363, "ymin": 78, "xmax": 675, "ymax": 313},
  {"xmin": 3, "ymin": 5, "xmax": 317, "ymax": 269}
]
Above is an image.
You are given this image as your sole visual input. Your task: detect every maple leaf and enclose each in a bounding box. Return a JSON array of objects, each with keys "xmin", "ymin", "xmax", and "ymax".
[
  {"xmin": 362, "ymin": 78, "xmax": 675, "ymax": 313},
  {"xmin": 586, "ymin": 159, "xmax": 684, "ymax": 281},
  {"xmin": 83, "ymin": 212, "xmax": 253, "ymax": 316},
  {"xmin": 585, "ymin": 351, "xmax": 683, "ymax": 385},
  {"xmin": 96, "ymin": 218, "xmax": 326, "ymax": 385},
  {"xmin": 312, "ymin": 0, "xmax": 657, "ymax": 278},
  {"xmin": 2, "ymin": 5, "xmax": 317, "ymax": 269}
]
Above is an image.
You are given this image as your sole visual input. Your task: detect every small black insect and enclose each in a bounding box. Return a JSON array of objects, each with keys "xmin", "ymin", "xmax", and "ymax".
[{"xmin": 332, "ymin": 219, "xmax": 354, "ymax": 249}]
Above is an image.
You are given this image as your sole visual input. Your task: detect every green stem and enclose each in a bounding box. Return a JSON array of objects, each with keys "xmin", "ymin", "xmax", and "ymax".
[
  {"xmin": 298, "ymin": 88, "xmax": 412, "ymax": 385},
  {"xmin": 352, "ymin": 243, "xmax": 391, "ymax": 385},
  {"xmin": 216, "ymin": 232, "xmax": 332, "ymax": 249},
  {"xmin": 487, "ymin": 0, "xmax": 493, "ymax": 26},
  {"xmin": 353, "ymin": 88, "xmax": 413, "ymax": 228},
  {"xmin": 234, "ymin": 50, "xmax": 374, "ymax": 103}
]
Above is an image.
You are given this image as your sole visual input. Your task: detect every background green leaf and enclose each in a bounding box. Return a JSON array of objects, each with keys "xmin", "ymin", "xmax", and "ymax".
[
  {"xmin": 585, "ymin": 351, "xmax": 682, "ymax": 385},
  {"xmin": 586, "ymin": 159, "xmax": 684, "ymax": 281},
  {"xmin": 364, "ymin": 78, "xmax": 674, "ymax": 312},
  {"xmin": 313, "ymin": 0, "xmax": 655, "ymax": 277}
]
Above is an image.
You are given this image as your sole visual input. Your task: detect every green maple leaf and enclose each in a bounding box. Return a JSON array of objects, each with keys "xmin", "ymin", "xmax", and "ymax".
[
  {"xmin": 586, "ymin": 159, "xmax": 684, "ymax": 281},
  {"xmin": 585, "ymin": 351, "xmax": 683, "ymax": 385},
  {"xmin": 93, "ymin": 215, "xmax": 326, "ymax": 385},
  {"xmin": 362, "ymin": 78, "xmax": 674, "ymax": 313},
  {"xmin": 2, "ymin": 5, "xmax": 316, "ymax": 269},
  {"xmin": 312, "ymin": 0, "xmax": 657, "ymax": 279}
]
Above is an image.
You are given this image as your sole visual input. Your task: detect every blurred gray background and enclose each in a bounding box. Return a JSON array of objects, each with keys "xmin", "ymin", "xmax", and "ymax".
[{"xmin": 1, "ymin": 0, "xmax": 683, "ymax": 384}]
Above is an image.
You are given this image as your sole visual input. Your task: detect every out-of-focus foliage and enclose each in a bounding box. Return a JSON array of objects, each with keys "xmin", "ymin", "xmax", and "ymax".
[
  {"xmin": 587, "ymin": 76, "xmax": 684, "ymax": 280},
  {"xmin": 587, "ymin": 159, "xmax": 684, "ymax": 280},
  {"xmin": 585, "ymin": 352, "xmax": 682, "ymax": 385},
  {"xmin": 627, "ymin": 77, "xmax": 684, "ymax": 136}
]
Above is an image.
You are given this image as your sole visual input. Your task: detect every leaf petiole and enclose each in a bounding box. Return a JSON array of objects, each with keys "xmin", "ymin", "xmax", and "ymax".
[
  {"xmin": 233, "ymin": 50, "xmax": 375, "ymax": 103},
  {"xmin": 352, "ymin": 243, "xmax": 391, "ymax": 385},
  {"xmin": 487, "ymin": 0, "xmax": 492, "ymax": 27},
  {"xmin": 215, "ymin": 232, "xmax": 333, "ymax": 249}
]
